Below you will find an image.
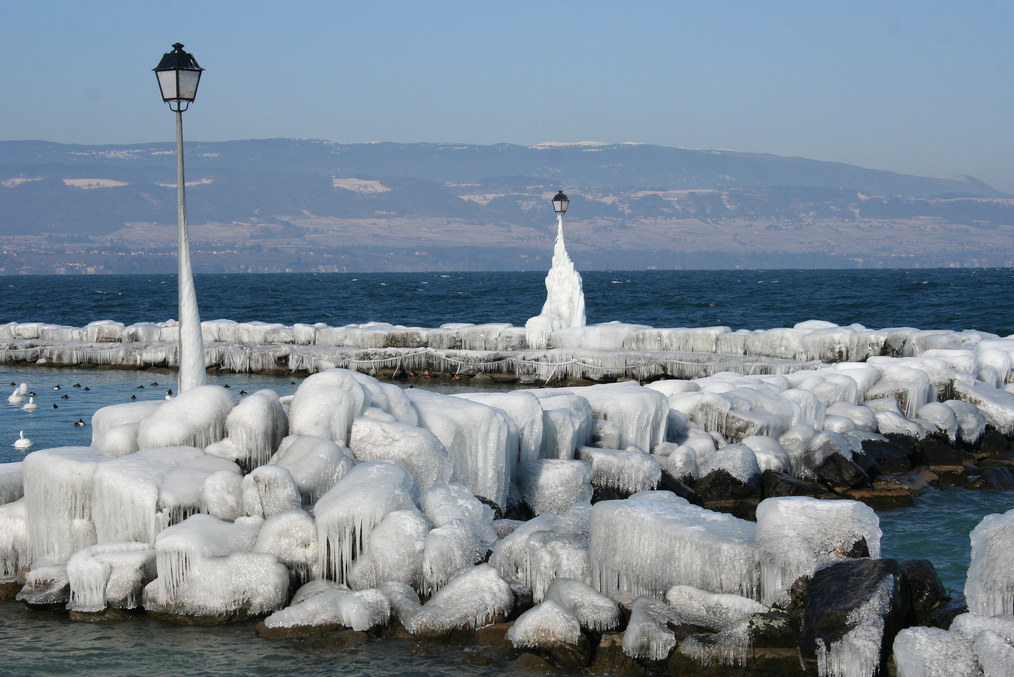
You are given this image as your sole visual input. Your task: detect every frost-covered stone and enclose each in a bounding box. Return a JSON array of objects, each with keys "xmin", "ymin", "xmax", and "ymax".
[
  {"xmin": 241, "ymin": 465, "xmax": 302, "ymax": 518},
  {"xmin": 578, "ymin": 447, "xmax": 661, "ymax": 495},
  {"xmin": 893, "ymin": 626, "xmax": 982, "ymax": 677},
  {"xmin": 966, "ymin": 508, "xmax": 1014, "ymax": 616},
  {"xmin": 66, "ymin": 541, "xmax": 155, "ymax": 613},
  {"xmin": 349, "ymin": 419, "xmax": 453, "ymax": 492},
  {"xmin": 347, "ymin": 509, "xmax": 429, "ymax": 591},
  {"xmin": 269, "ymin": 435, "xmax": 355, "ymax": 505},
  {"xmin": 544, "ymin": 577, "xmax": 619, "ymax": 632},
  {"xmin": 516, "ymin": 459, "xmax": 593, "ymax": 515},
  {"xmin": 665, "ymin": 585, "xmax": 768, "ymax": 631},
  {"xmin": 137, "ymin": 386, "xmax": 235, "ymax": 450},
  {"xmin": 507, "ymin": 599, "xmax": 582, "ymax": 648},
  {"xmin": 253, "ymin": 508, "xmax": 318, "ymax": 584},
  {"xmin": 404, "ymin": 564, "xmax": 514, "ymax": 636}
]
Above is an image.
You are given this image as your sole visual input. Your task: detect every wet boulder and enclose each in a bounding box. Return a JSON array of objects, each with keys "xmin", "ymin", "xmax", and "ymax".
[{"xmin": 899, "ymin": 559, "xmax": 947, "ymax": 627}]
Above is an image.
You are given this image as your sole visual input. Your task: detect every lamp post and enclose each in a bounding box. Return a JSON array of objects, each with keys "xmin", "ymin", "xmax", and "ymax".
[
  {"xmin": 552, "ymin": 190, "xmax": 569, "ymax": 216},
  {"xmin": 155, "ymin": 43, "xmax": 206, "ymax": 393}
]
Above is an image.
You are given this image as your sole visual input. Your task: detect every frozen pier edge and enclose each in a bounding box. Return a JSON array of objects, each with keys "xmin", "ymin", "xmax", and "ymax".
[
  {"xmin": 3, "ymin": 317, "xmax": 1004, "ymax": 383},
  {"xmin": 4, "ymin": 318, "xmax": 1014, "ymax": 676}
]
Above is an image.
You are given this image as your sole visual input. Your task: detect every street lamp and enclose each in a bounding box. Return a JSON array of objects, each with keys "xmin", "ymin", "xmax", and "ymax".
[
  {"xmin": 155, "ymin": 43, "xmax": 206, "ymax": 393},
  {"xmin": 552, "ymin": 190, "xmax": 569, "ymax": 215}
]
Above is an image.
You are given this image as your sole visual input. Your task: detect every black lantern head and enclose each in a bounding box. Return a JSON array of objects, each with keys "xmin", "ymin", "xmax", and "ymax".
[
  {"xmin": 552, "ymin": 190, "xmax": 569, "ymax": 215},
  {"xmin": 154, "ymin": 43, "xmax": 203, "ymax": 110}
]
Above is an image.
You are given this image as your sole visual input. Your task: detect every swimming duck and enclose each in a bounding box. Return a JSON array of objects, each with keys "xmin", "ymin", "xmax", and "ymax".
[
  {"xmin": 14, "ymin": 431, "xmax": 32, "ymax": 450},
  {"xmin": 75, "ymin": 419, "xmax": 86, "ymax": 427}
]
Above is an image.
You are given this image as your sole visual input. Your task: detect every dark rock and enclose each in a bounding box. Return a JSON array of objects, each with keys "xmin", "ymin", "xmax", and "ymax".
[
  {"xmin": 849, "ymin": 451, "xmax": 880, "ymax": 480},
  {"xmin": 591, "ymin": 485, "xmax": 623, "ymax": 504},
  {"xmin": 923, "ymin": 594, "xmax": 968, "ymax": 630},
  {"xmin": 511, "ymin": 651, "xmax": 558, "ymax": 673},
  {"xmin": 839, "ymin": 487, "xmax": 915, "ymax": 510},
  {"xmin": 474, "ymin": 621, "xmax": 512, "ymax": 646},
  {"xmin": 256, "ymin": 620, "xmax": 342, "ymax": 640},
  {"xmin": 812, "ymin": 453, "xmax": 869, "ymax": 491},
  {"xmin": 589, "ymin": 631, "xmax": 647, "ymax": 676},
  {"xmin": 859, "ymin": 439, "xmax": 914, "ymax": 475},
  {"xmin": 913, "ymin": 438, "xmax": 973, "ymax": 484},
  {"xmin": 799, "ymin": 559, "xmax": 908, "ymax": 677},
  {"xmin": 68, "ymin": 607, "xmax": 133, "ymax": 623},
  {"xmin": 657, "ymin": 469, "xmax": 705, "ymax": 507},
  {"xmin": 0, "ymin": 581, "xmax": 21, "ymax": 601},
  {"xmin": 872, "ymin": 470, "xmax": 935, "ymax": 496},
  {"xmin": 911, "ymin": 466, "xmax": 941, "ymax": 488},
  {"xmin": 762, "ymin": 470, "xmax": 836, "ymax": 500},
  {"xmin": 695, "ymin": 469, "xmax": 762, "ymax": 502},
  {"xmin": 504, "ymin": 501, "xmax": 534, "ymax": 522},
  {"xmin": 967, "ymin": 466, "xmax": 1014, "ymax": 490},
  {"xmin": 980, "ymin": 449, "xmax": 1014, "ymax": 470},
  {"xmin": 474, "ymin": 495, "xmax": 504, "ymax": 520},
  {"xmin": 977, "ymin": 428, "xmax": 1010, "ymax": 457},
  {"xmin": 745, "ymin": 610, "xmax": 801, "ymax": 649},
  {"xmin": 147, "ymin": 609, "xmax": 263, "ymax": 626},
  {"xmin": 899, "ymin": 559, "xmax": 947, "ymax": 626}
]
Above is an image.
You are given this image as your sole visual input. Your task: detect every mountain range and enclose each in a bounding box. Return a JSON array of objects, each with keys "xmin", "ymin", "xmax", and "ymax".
[{"xmin": 2, "ymin": 139, "xmax": 1013, "ymax": 273}]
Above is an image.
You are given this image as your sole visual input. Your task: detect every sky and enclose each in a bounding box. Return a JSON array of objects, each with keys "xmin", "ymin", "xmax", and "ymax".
[{"xmin": 4, "ymin": 0, "xmax": 1014, "ymax": 192}]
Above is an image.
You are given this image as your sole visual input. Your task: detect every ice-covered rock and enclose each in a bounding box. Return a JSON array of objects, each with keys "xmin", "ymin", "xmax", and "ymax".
[
  {"xmin": 253, "ymin": 508, "xmax": 318, "ymax": 584},
  {"xmin": 347, "ymin": 509, "xmax": 429, "ymax": 591},
  {"xmin": 23, "ymin": 446, "xmax": 109, "ymax": 566},
  {"xmin": 66, "ymin": 541, "xmax": 155, "ymax": 613},
  {"xmin": 269, "ymin": 435, "xmax": 355, "ymax": 505},
  {"xmin": 262, "ymin": 585, "xmax": 390, "ymax": 632},
  {"xmin": 455, "ymin": 391, "xmax": 545, "ymax": 466},
  {"xmin": 287, "ymin": 369, "xmax": 371, "ymax": 445},
  {"xmin": 404, "ymin": 564, "xmax": 514, "ymax": 635},
  {"xmin": 92, "ymin": 447, "xmax": 241, "ymax": 545},
  {"xmin": 893, "ymin": 626, "xmax": 982, "ymax": 677},
  {"xmin": 136, "ymin": 386, "xmax": 235, "ymax": 450},
  {"xmin": 91, "ymin": 401, "xmax": 162, "ymax": 441},
  {"xmin": 419, "ymin": 483, "xmax": 493, "ymax": 527},
  {"xmin": 591, "ymin": 497, "xmax": 759, "ymax": 600},
  {"xmin": 240, "ymin": 465, "xmax": 302, "ymax": 518},
  {"xmin": 507, "ymin": 599, "xmax": 582, "ymax": 648},
  {"xmin": 314, "ymin": 461, "xmax": 419, "ymax": 584},
  {"xmin": 422, "ymin": 518, "xmax": 496, "ymax": 595},
  {"xmin": 966, "ymin": 508, "xmax": 1014, "ymax": 616},
  {"xmin": 664, "ymin": 584, "xmax": 768, "ymax": 631},
  {"xmin": 944, "ymin": 399, "xmax": 988, "ymax": 445},
  {"xmin": 755, "ymin": 496, "xmax": 881, "ymax": 607},
  {"xmin": 516, "ymin": 459, "xmax": 593, "ymax": 515},
  {"xmin": 92, "ymin": 422, "xmax": 141, "ymax": 458},
  {"xmin": 664, "ymin": 444, "xmax": 700, "ymax": 483},
  {"xmin": 578, "ymin": 447, "xmax": 662, "ymax": 495},
  {"xmin": 349, "ymin": 419, "xmax": 453, "ymax": 492},
  {"xmin": 544, "ymin": 577, "xmax": 619, "ymax": 632},
  {"xmin": 622, "ymin": 596, "xmax": 681, "ymax": 660},
  {"xmin": 205, "ymin": 389, "xmax": 287, "ymax": 472},
  {"xmin": 538, "ymin": 394, "xmax": 594, "ymax": 460},
  {"xmin": 0, "ymin": 499, "xmax": 28, "ymax": 581},
  {"xmin": 740, "ymin": 436, "xmax": 791, "ymax": 474},
  {"xmin": 144, "ymin": 514, "xmax": 289, "ymax": 618},
  {"xmin": 407, "ymin": 389, "xmax": 515, "ymax": 509}
]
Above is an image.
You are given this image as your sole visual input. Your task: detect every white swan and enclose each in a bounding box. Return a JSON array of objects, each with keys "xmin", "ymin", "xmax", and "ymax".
[
  {"xmin": 7, "ymin": 389, "xmax": 23, "ymax": 405},
  {"xmin": 14, "ymin": 431, "xmax": 32, "ymax": 450},
  {"xmin": 22, "ymin": 397, "xmax": 38, "ymax": 412}
]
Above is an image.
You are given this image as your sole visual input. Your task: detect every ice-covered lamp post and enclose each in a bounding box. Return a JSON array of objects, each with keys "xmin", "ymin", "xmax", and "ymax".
[
  {"xmin": 154, "ymin": 43, "xmax": 206, "ymax": 393},
  {"xmin": 525, "ymin": 189, "xmax": 586, "ymax": 349}
]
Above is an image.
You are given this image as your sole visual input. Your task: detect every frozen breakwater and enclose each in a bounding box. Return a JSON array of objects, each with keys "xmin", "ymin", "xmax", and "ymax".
[
  {"xmin": 3, "ymin": 320, "xmax": 1014, "ymax": 675},
  {"xmin": 1, "ymin": 317, "xmax": 1006, "ymax": 382}
]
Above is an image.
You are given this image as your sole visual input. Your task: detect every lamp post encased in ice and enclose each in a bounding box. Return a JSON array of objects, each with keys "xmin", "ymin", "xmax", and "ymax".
[
  {"xmin": 552, "ymin": 190, "xmax": 569, "ymax": 216},
  {"xmin": 155, "ymin": 43, "xmax": 206, "ymax": 393}
]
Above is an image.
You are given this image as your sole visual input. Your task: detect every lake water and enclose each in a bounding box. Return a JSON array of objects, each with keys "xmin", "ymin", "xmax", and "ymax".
[{"xmin": 2, "ymin": 269, "xmax": 1013, "ymax": 675}]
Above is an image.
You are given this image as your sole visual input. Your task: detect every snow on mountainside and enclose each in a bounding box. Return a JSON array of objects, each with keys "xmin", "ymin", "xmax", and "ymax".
[{"xmin": 1, "ymin": 139, "xmax": 1014, "ymax": 273}]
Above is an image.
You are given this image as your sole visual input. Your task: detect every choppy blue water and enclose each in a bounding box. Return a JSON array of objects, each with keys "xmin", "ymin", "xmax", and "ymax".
[
  {"xmin": 2, "ymin": 269, "xmax": 1014, "ymax": 675},
  {"xmin": 3, "ymin": 268, "xmax": 1014, "ymax": 335}
]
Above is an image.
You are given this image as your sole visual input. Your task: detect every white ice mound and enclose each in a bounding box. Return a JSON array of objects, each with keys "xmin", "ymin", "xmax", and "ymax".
[
  {"xmin": 287, "ymin": 369, "xmax": 371, "ymax": 445},
  {"xmin": 892, "ymin": 626, "xmax": 982, "ymax": 677},
  {"xmin": 569, "ymin": 382, "xmax": 668, "ymax": 452},
  {"xmin": 622, "ymin": 596, "xmax": 682, "ymax": 660},
  {"xmin": 144, "ymin": 514, "xmax": 289, "ymax": 618},
  {"xmin": 591, "ymin": 498, "xmax": 759, "ymax": 600},
  {"xmin": 544, "ymin": 577, "xmax": 620, "ymax": 632},
  {"xmin": 269, "ymin": 435, "xmax": 355, "ymax": 504},
  {"xmin": 0, "ymin": 462, "xmax": 23, "ymax": 506},
  {"xmin": 241, "ymin": 465, "xmax": 302, "ymax": 518},
  {"xmin": 455, "ymin": 391, "xmax": 545, "ymax": 466},
  {"xmin": 420, "ymin": 483, "xmax": 494, "ymax": 527},
  {"xmin": 755, "ymin": 496, "xmax": 881, "ymax": 607},
  {"xmin": 525, "ymin": 216, "xmax": 586, "ymax": 350},
  {"xmin": 91, "ymin": 401, "xmax": 163, "ymax": 441},
  {"xmin": 578, "ymin": 447, "xmax": 661, "ymax": 495},
  {"xmin": 404, "ymin": 564, "xmax": 514, "ymax": 635},
  {"xmin": 205, "ymin": 389, "xmax": 287, "ymax": 472},
  {"xmin": 347, "ymin": 509, "xmax": 429, "ymax": 591},
  {"xmin": 314, "ymin": 461, "xmax": 419, "ymax": 584},
  {"xmin": 349, "ymin": 371, "xmax": 419, "ymax": 426},
  {"xmin": 516, "ymin": 459, "xmax": 593, "ymax": 515},
  {"xmin": 406, "ymin": 389, "xmax": 514, "ymax": 509},
  {"xmin": 538, "ymin": 394, "xmax": 594, "ymax": 460},
  {"xmin": 966, "ymin": 508, "xmax": 1014, "ymax": 616},
  {"xmin": 23, "ymin": 446, "xmax": 110, "ymax": 566},
  {"xmin": 66, "ymin": 541, "xmax": 155, "ymax": 613},
  {"xmin": 507, "ymin": 600, "xmax": 582, "ymax": 648},
  {"xmin": 698, "ymin": 444, "xmax": 761, "ymax": 484},
  {"xmin": 92, "ymin": 447, "xmax": 241, "ymax": 545},
  {"xmin": 263, "ymin": 585, "xmax": 390, "ymax": 632},
  {"xmin": 422, "ymin": 517, "xmax": 497, "ymax": 595},
  {"xmin": 349, "ymin": 418, "xmax": 453, "ymax": 492},
  {"xmin": 253, "ymin": 508, "xmax": 318, "ymax": 584},
  {"xmin": 0, "ymin": 498, "xmax": 27, "ymax": 580},
  {"xmin": 136, "ymin": 386, "xmax": 235, "ymax": 450},
  {"xmin": 665, "ymin": 585, "xmax": 768, "ymax": 631}
]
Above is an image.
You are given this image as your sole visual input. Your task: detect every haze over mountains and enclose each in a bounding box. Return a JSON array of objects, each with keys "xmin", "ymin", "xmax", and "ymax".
[{"xmin": 2, "ymin": 139, "xmax": 1013, "ymax": 274}]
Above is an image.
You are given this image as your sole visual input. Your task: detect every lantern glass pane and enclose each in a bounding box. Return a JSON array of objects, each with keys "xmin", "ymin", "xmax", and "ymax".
[
  {"xmin": 177, "ymin": 70, "xmax": 201, "ymax": 101},
  {"xmin": 157, "ymin": 70, "xmax": 179, "ymax": 101}
]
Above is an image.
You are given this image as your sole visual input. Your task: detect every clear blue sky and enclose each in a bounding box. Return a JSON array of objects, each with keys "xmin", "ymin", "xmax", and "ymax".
[{"xmin": 4, "ymin": 1, "xmax": 1014, "ymax": 192}]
